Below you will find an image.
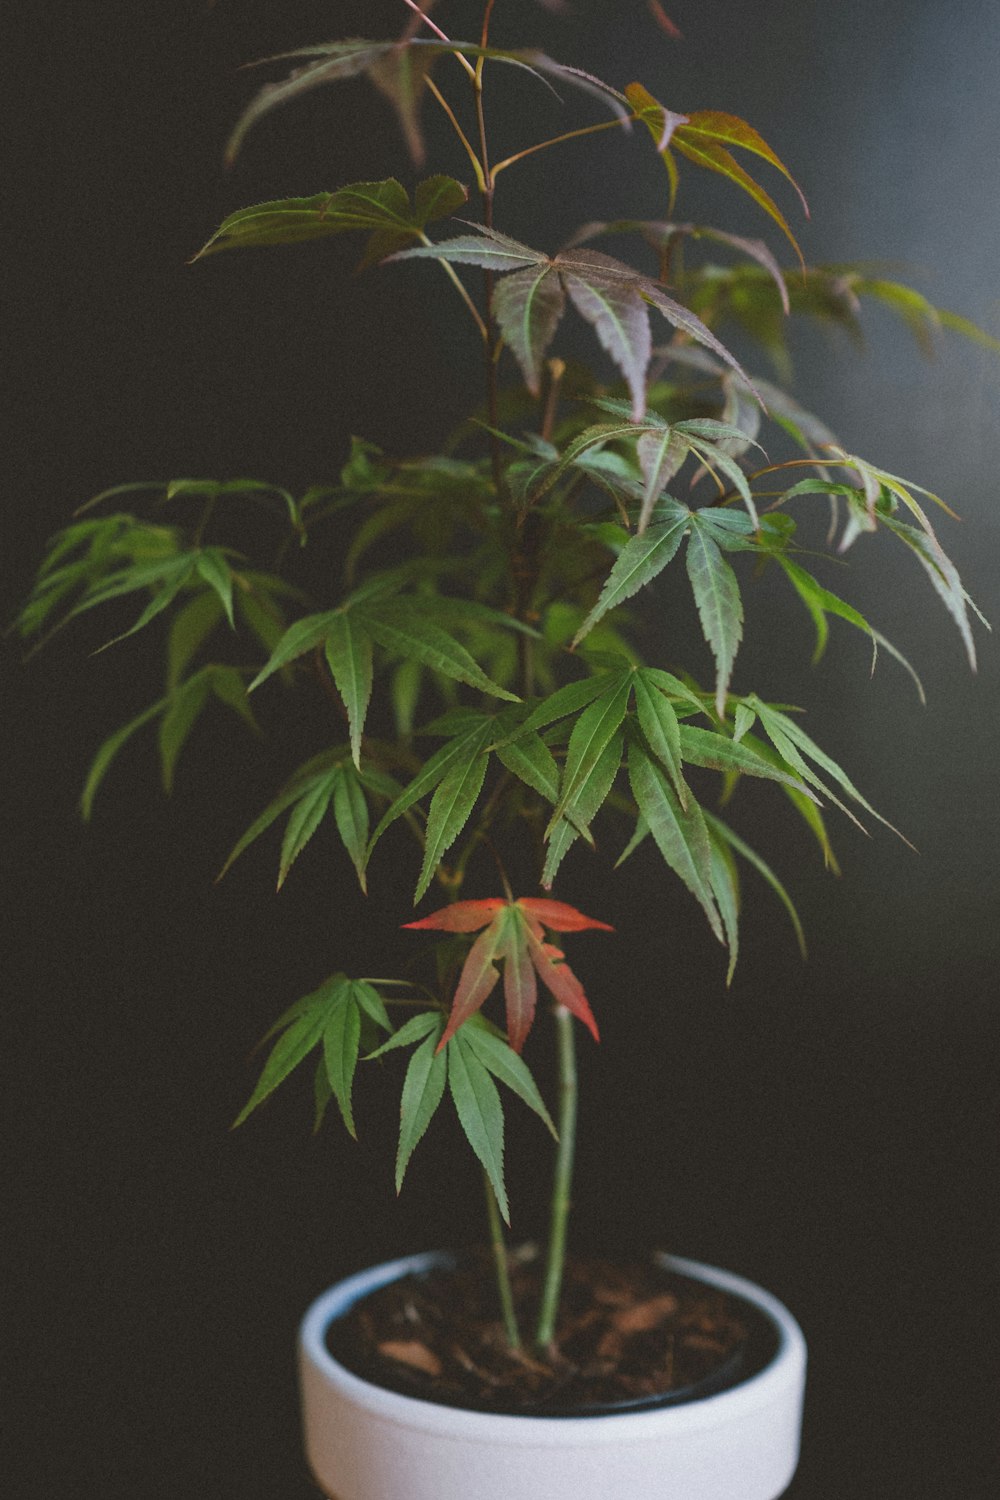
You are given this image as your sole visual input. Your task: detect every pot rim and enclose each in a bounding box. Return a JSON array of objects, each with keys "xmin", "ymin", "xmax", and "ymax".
[{"xmin": 298, "ymin": 1251, "xmax": 806, "ymax": 1445}]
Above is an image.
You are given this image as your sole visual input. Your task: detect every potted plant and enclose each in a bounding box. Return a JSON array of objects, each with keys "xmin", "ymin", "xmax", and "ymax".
[{"xmin": 16, "ymin": 3, "xmax": 994, "ymax": 1497}]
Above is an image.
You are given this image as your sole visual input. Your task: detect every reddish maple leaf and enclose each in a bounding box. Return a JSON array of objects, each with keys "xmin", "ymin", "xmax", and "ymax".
[
  {"xmin": 403, "ymin": 898, "xmax": 613, "ymax": 1053},
  {"xmin": 647, "ymin": 0, "xmax": 683, "ymax": 39}
]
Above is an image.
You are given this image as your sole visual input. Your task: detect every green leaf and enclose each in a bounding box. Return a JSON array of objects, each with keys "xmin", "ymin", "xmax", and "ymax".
[
  {"xmin": 708, "ymin": 833, "xmax": 740, "ymax": 983},
  {"xmin": 158, "ymin": 670, "xmax": 213, "ymax": 793},
  {"xmin": 679, "ymin": 430, "xmax": 760, "ymax": 529},
  {"xmin": 324, "ymin": 611, "xmax": 374, "ymax": 768},
  {"xmin": 92, "ymin": 562, "xmax": 197, "ymax": 652},
  {"xmin": 627, "ymin": 736, "xmax": 723, "ymax": 941},
  {"xmin": 775, "ymin": 554, "xmax": 924, "ymax": 698},
  {"xmin": 358, "ymin": 601, "xmax": 519, "ymax": 703},
  {"xmin": 368, "ymin": 716, "xmax": 495, "ymax": 859},
  {"xmin": 704, "ymin": 810, "xmax": 806, "ymax": 959},
  {"xmin": 493, "ymin": 265, "xmax": 566, "ymax": 395},
  {"xmin": 396, "ymin": 1029, "xmax": 448, "ymax": 1191},
  {"xmin": 217, "ymin": 758, "xmax": 337, "ymax": 878},
  {"xmin": 878, "ymin": 513, "xmax": 978, "ymax": 672},
  {"xmin": 351, "ymin": 980, "xmax": 393, "ymax": 1034},
  {"xmin": 414, "ymin": 736, "xmax": 491, "ymax": 902},
  {"xmin": 677, "ymin": 724, "xmax": 816, "ymax": 797},
  {"xmin": 323, "ymin": 992, "xmax": 363, "ymax": 1139},
  {"xmin": 278, "ymin": 769, "xmax": 338, "ymax": 887},
  {"xmin": 194, "ymin": 550, "xmax": 235, "ymax": 628},
  {"xmin": 249, "ymin": 611, "xmax": 340, "ymax": 690},
  {"xmin": 549, "ymin": 674, "xmax": 631, "ymax": 832},
  {"xmin": 753, "ymin": 700, "xmax": 901, "ymax": 838},
  {"xmin": 633, "ymin": 97, "xmax": 808, "ymax": 264},
  {"xmin": 232, "ymin": 1007, "xmax": 329, "ymax": 1128},
  {"xmin": 542, "ymin": 730, "xmax": 623, "ymax": 888},
  {"xmin": 494, "ymin": 730, "xmax": 560, "ymax": 805},
  {"xmin": 333, "ymin": 766, "xmax": 370, "ymax": 893},
  {"xmin": 313, "ymin": 1059, "xmax": 333, "ymax": 1135},
  {"xmin": 390, "ymin": 654, "xmax": 423, "ymax": 739},
  {"xmin": 195, "ymin": 177, "xmax": 469, "ymax": 263},
  {"xmin": 167, "ymin": 590, "xmax": 224, "ymax": 689},
  {"xmin": 633, "ymin": 670, "xmax": 687, "ymax": 805},
  {"xmin": 685, "ymin": 522, "xmax": 744, "ymax": 716},
  {"xmin": 413, "ymin": 174, "xmax": 469, "ymax": 226},
  {"xmin": 367, "ymin": 1011, "xmax": 441, "ymax": 1059},
  {"xmin": 513, "ymin": 674, "xmax": 620, "ymax": 739},
  {"xmin": 448, "ymin": 1033, "xmax": 509, "ymax": 1224},
  {"xmin": 80, "ymin": 697, "xmax": 168, "ymax": 820},
  {"xmin": 460, "ymin": 1021, "xmax": 557, "ymax": 1137},
  {"xmin": 209, "ymin": 665, "xmax": 258, "ymax": 731},
  {"xmin": 573, "ymin": 505, "xmax": 690, "ymax": 644}
]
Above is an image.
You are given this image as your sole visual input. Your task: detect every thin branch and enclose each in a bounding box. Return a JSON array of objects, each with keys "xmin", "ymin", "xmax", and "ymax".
[
  {"xmin": 492, "ymin": 116, "xmax": 629, "ymax": 179},
  {"xmin": 401, "ymin": 0, "xmax": 477, "ymax": 79}
]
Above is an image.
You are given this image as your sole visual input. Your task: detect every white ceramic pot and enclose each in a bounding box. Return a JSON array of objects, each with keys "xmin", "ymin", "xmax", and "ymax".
[{"xmin": 299, "ymin": 1251, "xmax": 806, "ymax": 1500}]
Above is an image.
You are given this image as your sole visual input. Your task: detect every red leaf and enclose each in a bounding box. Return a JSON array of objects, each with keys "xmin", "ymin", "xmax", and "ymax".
[
  {"xmin": 437, "ymin": 926, "xmax": 503, "ymax": 1050},
  {"xmin": 403, "ymin": 899, "xmax": 506, "ymax": 933},
  {"xmin": 524, "ymin": 928, "xmax": 600, "ymax": 1043},
  {"xmin": 502, "ymin": 915, "xmax": 538, "ymax": 1054},
  {"xmin": 518, "ymin": 898, "xmax": 614, "ymax": 933},
  {"xmin": 648, "ymin": 0, "xmax": 683, "ymax": 38},
  {"xmin": 406, "ymin": 894, "xmax": 610, "ymax": 1051}
]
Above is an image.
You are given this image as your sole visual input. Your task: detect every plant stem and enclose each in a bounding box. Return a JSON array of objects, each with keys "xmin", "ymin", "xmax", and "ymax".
[
  {"xmin": 535, "ymin": 1004, "xmax": 577, "ymax": 1351},
  {"xmin": 483, "ymin": 1168, "xmax": 521, "ymax": 1347},
  {"xmin": 471, "ymin": 51, "xmax": 504, "ymax": 496}
]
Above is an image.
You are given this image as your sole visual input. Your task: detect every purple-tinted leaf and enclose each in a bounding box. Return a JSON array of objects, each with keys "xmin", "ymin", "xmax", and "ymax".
[
  {"xmin": 368, "ymin": 44, "xmax": 438, "ymax": 165},
  {"xmin": 227, "ymin": 41, "xmax": 399, "ymax": 166},
  {"xmin": 636, "ymin": 427, "xmax": 688, "ymax": 532},
  {"xmin": 559, "ymin": 255, "xmax": 651, "ymax": 420},
  {"xmin": 493, "ymin": 266, "xmax": 566, "ymax": 395},
  {"xmin": 640, "ymin": 283, "xmax": 762, "ymax": 404},
  {"xmin": 391, "ymin": 228, "xmax": 545, "ymax": 273}
]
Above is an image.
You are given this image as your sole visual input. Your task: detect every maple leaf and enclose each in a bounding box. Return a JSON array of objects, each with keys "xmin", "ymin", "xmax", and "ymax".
[{"xmin": 403, "ymin": 897, "xmax": 612, "ymax": 1053}]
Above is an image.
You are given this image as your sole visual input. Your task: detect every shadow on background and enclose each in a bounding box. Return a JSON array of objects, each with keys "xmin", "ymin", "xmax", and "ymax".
[{"xmin": 4, "ymin": 2, "xmax": 999, "ymax": 1496}]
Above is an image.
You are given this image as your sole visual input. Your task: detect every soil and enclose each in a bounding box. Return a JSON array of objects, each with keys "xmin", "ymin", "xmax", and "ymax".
[{"xmin": 326, "ymin": 1248, "xmax": 777, "ymax": 1416}]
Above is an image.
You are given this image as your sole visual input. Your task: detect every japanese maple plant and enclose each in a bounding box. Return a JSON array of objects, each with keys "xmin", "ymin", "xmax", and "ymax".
[{"xmin": 19, "ymin": 0, "xmax": 990, "ymax": 1365}]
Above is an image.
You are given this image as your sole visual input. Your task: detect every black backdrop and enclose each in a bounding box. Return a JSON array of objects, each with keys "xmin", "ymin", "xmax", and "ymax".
[{"xmin": 5, "ymin": 3, "xmax": 1000, "ymax": 1497}]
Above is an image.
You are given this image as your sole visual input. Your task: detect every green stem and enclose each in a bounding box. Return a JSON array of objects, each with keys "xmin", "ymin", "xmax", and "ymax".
[
  {"xmin": 484, "ymin": 1168, "xmax": 521, "ymax": 1348},
  {"xmin": 535, "ymin": 1004, "xmax": 577, "ymax": 1351}
]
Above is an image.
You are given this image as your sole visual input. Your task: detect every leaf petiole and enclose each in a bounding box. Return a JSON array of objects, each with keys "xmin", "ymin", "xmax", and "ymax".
[
  {"xmin": 423, "ymin": 76, "xmax": 488, "ymax": 194},
  {"xmin": 492, "ymin": 115, "xmax": 629, "ymax": 180},
  {"xmin": 418, "ymin": 231, "xmax": 488, "ymax": 340}
]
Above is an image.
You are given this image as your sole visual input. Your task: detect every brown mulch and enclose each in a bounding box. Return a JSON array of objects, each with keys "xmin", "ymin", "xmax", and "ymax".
[{"xmin": 326, "ymin": 1248, "xmax": 770, "ymax": 1415}]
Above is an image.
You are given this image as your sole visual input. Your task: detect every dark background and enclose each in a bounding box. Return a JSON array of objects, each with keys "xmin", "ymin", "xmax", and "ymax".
[{"xmin": 4, "ymin": 2, "xmax": 999, "ymax": 1496}]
